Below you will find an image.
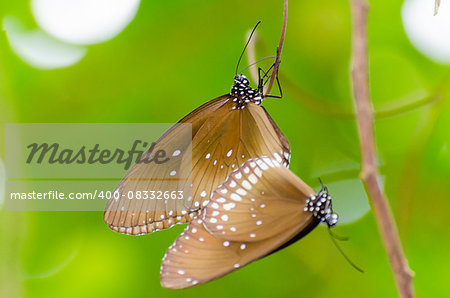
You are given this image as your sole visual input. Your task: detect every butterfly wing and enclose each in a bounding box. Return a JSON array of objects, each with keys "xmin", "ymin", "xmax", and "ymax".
[
  {"xmin": 104, "ymin": 97, "xmax": 291, "ymax": 235},
  {"xmin": 203, "ymin": 157, "xmax": 315, "ymax": 242},
  {"xmin": 160, "ymin": 215, "xmax": 317, "ymax": 289},
  {"xmin": 160, "ymin": 158, "xmax": 318, "ymax": 289},
  {"xmin": 104, "ymin": 95, "xmax": 229, "ymax": 234},
  {"xmin": 244, "ymin": 104, "xmax": 290, "ymax": 165}
]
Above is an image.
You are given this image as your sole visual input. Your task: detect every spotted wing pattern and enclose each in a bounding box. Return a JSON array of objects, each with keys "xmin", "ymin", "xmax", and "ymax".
[
  {"xmin": 104, "ymin": 79, "xmax": 291, "ymax": 235},
  {"xmin": 160, "ymin": 158, "xmax": 320, "ymax": 289},
  {"xmin": 203, "ymin": 157, "xmax": 315, "ymax": 242}
]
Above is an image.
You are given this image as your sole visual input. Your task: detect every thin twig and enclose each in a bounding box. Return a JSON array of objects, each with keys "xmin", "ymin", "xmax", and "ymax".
[
  {"xmin": 434, "ymin": 0, "xmax": 441, "ymax": 16},
  {"xmin": 375, "ymin": 91, "xmax": 439, "ymax": 119},
  {"xmin": 349, "ymin": 1, "xmax": 415, "ymax": 297},
  {"xmin": 248, "ymin": 27, "xmax": 441, "ymax": 120},
  {"xmin": 264, "ymin": 0, "xmax": 288, "ymax": 95}
]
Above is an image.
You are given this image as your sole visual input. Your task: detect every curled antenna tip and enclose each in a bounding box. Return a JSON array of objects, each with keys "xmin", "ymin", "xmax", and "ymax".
[
  {"xmin": 328, "ymin": 228, "xmax": 350, "ymax": 241},
  {"xmin": 328, "ymin": 228, "xmax": 364, "ymax": 273}
]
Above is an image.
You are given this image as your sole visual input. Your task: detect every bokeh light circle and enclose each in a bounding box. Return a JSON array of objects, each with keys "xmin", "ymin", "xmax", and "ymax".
[
  {"xmin": 31, "ymin": 0, "xmax": 141, "ymax": 45},
  {"xmin": 402, "ymin": 0, "xmax": 450, "ymax": 64},
  {"xmin": 3, "ymin": 16, "xmax": 87, "ymax": 69}
]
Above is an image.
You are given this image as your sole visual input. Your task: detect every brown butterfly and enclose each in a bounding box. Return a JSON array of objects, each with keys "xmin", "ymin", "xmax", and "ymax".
[
  {"xmin": 160, "ymin": 157, "xmax": 338, "ymax": 289},
  {"xmin": 104, "ymin": 71, "xmax": 290, "ymax": 235}
]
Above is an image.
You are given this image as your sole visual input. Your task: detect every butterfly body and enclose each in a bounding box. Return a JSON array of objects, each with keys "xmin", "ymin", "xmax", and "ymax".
[
  {"xmin": 104, "ymin": 75, "xmax": 290, "ymax": 235},
  {"xmin": 230, "ymin": 74, "xmax": 263, "ymax": 108},
  {"xmin": 160, "ymin": 157, "xmax": 338, "ymax": 289}
]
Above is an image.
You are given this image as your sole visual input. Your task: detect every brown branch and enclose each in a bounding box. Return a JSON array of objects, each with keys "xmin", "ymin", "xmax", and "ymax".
[
  {"xmin": 349, "ymin": 1, "xmax": 415, "ymax": 297},
  {"xmin": 264, "ymin": 0, "xmax": 288, "ymax": 95}
]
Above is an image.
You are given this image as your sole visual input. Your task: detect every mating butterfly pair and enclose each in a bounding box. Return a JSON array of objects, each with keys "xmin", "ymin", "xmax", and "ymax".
[
  {"xmin": 104, "ymin": 61, "xmax": 339, "ymax": 288},
  {"xmin": 160, "ymin": 157, "xmax": 338, "ymax": 288},
  {"xmin": 104, "ymin": 73, "xmax": 290, "ymax": 234}
]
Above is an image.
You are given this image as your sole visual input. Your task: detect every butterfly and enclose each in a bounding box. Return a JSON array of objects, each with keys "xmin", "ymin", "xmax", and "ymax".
[
  {"xmin": 104, "ymin": 73, "xmax": 290, "ymax": 235},
  {"xmin": 160, "ymin": 157, "xmax": 338, "ymax": 289}
]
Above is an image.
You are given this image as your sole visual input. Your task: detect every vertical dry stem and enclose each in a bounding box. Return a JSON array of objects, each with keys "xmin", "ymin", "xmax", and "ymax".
[
  {"xmin": 264, "ymin": 0, "xmax": 288, "ymax": 95},
  {"xmin": 349, "ymin": 1, "xmax": 415, "ymax": 297}
]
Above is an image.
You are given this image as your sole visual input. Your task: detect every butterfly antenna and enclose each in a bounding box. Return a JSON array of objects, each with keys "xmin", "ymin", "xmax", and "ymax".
[
  {"xmin": 239, "ymin": 56, "xmax": 276, "ymax": 74},
  {"xmin": 236, "ymin": 21, "xmax": 261, "ymax": 75},
  {"xmin": 318, "ymin": 177, "xmax": 328, "ymax": 193},
  {"xmin": 329, "ymin": 229, "xmax": 350, "ymax": 241},
  {"xmin": 328, "ymin": 228, "xmax": 364, "ymax": 273}
]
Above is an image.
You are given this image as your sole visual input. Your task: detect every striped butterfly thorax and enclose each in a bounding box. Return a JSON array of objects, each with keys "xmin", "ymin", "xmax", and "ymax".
[
  {"xmin": 104, "ymin": 75, "xmax": 291, "ymax": 235},
  {"xmin": 160, "ymin": 157, "xmax": 338, "ymax": 289}
]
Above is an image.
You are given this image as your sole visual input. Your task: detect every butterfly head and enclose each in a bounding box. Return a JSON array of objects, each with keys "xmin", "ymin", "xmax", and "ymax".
[
  {"xmin": 233, "ymin": 74, "xmax": 250, "ymax": 87},
  {"xmin": 230, "ymin": 74, "xmax": 263, "ymax": 107},
  {"xmin": 304, "ymin": 188, "xmax": 339, "ymax": 228}
]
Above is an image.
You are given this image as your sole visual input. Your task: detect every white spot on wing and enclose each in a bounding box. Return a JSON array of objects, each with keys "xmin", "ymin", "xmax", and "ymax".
[
  {"xmin": 223, "ymin": 202, "xmax": 236, "ymax": 210},
  {"xmin": 236, "ymin": 188, "xmax": 247, "ymax": 195},
  {"xmin": 230, "ymin": 193, "xmax": 242, "ymax": 201},
  {"xmin": 248, "ymin": 174, "xmax": 257, "ymax": 184},
  {"xmin": 273, "ymin": 152, "xmax": 283, "ymax": 163},
  {"xmin": 259, "ymin": 162, "xmax": 269, "ymax": 170},
  {"xmin": 242, "ymin": 180, "xmax": 252, "ymax": 190}
]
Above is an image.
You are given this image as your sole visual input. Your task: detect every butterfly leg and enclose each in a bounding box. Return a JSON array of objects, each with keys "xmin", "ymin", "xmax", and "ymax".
[{"xmin": 259, "ymin": 66, "xmax": 282, "ymax": 99}]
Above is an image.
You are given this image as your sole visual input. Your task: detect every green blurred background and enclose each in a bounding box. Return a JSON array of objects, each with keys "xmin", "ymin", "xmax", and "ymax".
[{"xmin": 1, "ymin": 0, "xmax": 449, "ymax": 297}]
